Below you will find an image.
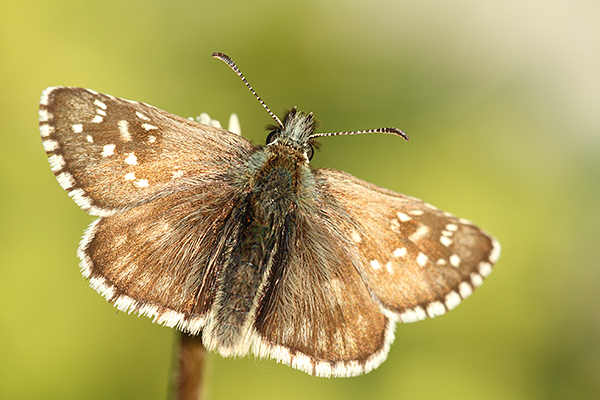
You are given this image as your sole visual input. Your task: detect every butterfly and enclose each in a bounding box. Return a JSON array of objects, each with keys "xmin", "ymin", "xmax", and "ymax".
[{"xmin": 39, "ymin": 52, "xmax": 500, "ymax": 377}]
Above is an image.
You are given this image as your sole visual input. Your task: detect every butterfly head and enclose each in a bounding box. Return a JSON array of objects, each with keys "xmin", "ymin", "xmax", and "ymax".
[{"xmin": 266, "ymin": 107, "xmax": 317, "ymax": 161}]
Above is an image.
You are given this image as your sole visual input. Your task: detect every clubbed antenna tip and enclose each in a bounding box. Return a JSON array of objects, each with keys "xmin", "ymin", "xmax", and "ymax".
[{"xmin": 310, "ymin": 127, "xmax": 409, "ymax": 141}]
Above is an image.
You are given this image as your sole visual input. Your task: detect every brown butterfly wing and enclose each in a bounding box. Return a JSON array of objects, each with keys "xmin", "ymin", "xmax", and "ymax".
[
  {"xmin": 314, "ymin": 168, "xmax": 501, "ymax": 322},
  {"xmin": 40, "ymin": 87, "xmax": 253, "ymax": 216}
]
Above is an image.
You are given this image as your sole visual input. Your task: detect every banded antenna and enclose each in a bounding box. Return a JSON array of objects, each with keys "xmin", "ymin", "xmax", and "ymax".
[
  {"xmin": 212, "ymin": 52, "xmax": 408, "ymax": 142},
  {"xmin": 310, "ymin": 127, "xmax": 408, "ymax": 141},
  {"xmin": 212, "ymin": 52, "xmax": 283, "ymax": 128}
]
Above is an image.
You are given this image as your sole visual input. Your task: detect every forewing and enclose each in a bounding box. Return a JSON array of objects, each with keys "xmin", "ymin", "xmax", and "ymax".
[
  {"xmin": 314, "ymin": 169, "xmax": 501, "ymax": 323},
  {"xmin": 39, "ymin": 87, "xmax": 253, "ymax": 216}
]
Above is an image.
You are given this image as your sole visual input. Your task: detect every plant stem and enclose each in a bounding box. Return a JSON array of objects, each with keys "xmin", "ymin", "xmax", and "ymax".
[{"xmin": 169, "ymin": 331, "xmax": 206, "ymax": 400}]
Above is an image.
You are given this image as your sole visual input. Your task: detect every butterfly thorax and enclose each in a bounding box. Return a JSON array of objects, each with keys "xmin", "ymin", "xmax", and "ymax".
[{"xmin": 253, "ymin": 144, "xmax": 309, "ymax": 214}]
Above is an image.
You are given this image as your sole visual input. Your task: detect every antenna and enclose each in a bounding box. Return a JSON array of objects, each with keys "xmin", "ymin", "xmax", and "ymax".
[
  {"xmin": 212, "ymin": 52, "xmax": 283, "ymax": 128},
  {"xmin": 212, "ymin": 52, "xmax": 408, "ymax": 142},
  {"xmin": 310, "ymin": 127, "xmax": 409, "ymax": 141}
]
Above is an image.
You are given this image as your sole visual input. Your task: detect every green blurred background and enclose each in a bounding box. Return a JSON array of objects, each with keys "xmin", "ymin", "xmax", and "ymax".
[{"xmin": 2, "ymin": 0, "xmax": 599, "ymax": 399}]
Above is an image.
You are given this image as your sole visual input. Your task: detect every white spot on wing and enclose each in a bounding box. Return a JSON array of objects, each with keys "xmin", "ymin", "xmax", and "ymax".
[
  {"xmin": 101, "ymin": 144, "xmax": 116, "ymax": 157},
  {"xmin": 399, "ymin": 309, "xmax": 419, "ymax": 323},
  {"xmin": 72, "ymin": 124, "xmax": 83, "ymax": 133},
  {"xmin": 57, "ymin": 172, "xmax": 75, "ymax": 190},
  {"xmin": 393, "ymin": 247, "xmax": 407, "ymax": 258},
  {"xmin": 351, "ymin": 231, "xmax": 362, "ymax": 243},
  {"xmin": 124, "ymin": 153, "xmax": 138, "ymax": 165},
  {"xmin": 291, "ymin": 353, "xmax": 312, "ymax": 373},
  {"xmin": 426, "ymin": 301, "xmax": 446, "ymax": 318},
  {"xmin": 78, "ymin": 218, "xmax": 100, "ymax": 277},
  {"xmin": 89, "ymin": 275, "xmax": 115, "ymax": 298},
  {"xmin": 91, "ymin": 115, "xmax": 103, "ymax": 123},
  {"xmin": 316, "ymin": 362, "xmax": 332, "ymax": 377},
  {"xmin": 148, "ymin": 135, "xmax": 157, "ymax": 143},
  {"xmin": 118, "ymin": 120, "xmax": 131, "ymax": 141},
  {"xmin": 445, "ymin": 291, "xmax": 462, "ymax": 310},
  {"xmin": 69, "ymin": 188, "xmax": 92, "ymax": 210},
  {"xmin": 490, "ymin": 238, "xmax": 501, "ymax": 264},
  {"xmin": 48, "ymin": 154, "xmax": 65, "ymax": 172},
  {"xmin": 370, "ymin": 260, "xmax": 381, "ymax": 270},
  {"xmin": 399, "ymin": 306, "xmax": 427, "ymax": 323},
  {"xmin": 142, "ymin": 123, "xmax": 158, "ymax": 131},
  {"xmin": 136, "ymin": 111, "xmax": 150, "ymax": 121},
  {"xmin": 409, "ymin": 225, "xmax": 429, "ymax": 242},
  {"xmin": 470, "ymin": 272, "xmax": 484, "ymax": 287},
  {"xmin": 449, "ymin": 254, "xmax": 461, "ymax": 267},
  {"xmin": 440, "ymin": 236, "xmax": 453, "ymax": 247},
  {"xmin": 113, "ymin": 294, "xmax": 136, "ymax": 313},
  {"xmin": 134, "ymin": 179, "xmax": 148, "ymax": 188},
  {"xmin": 94, "ymin": 99, "xmax": 107, "ymax": 110},
  {"xmin": 124, "ymin": 172, "xmax": 136, "ymax": 181},
  {"xmin": 40, "ymin": 87, "xmax": 55, "ymax": 106},
  {"xmin": 389, "ymin": 218, "xmax": 400, "ymax": 232},
  {"xmin": 42, "ymin": 139, "xmax": 59, "ymax": 152},
  {"xmin": 38, "ymin": 109, "xmax": 51, "ymax": 122},
  {"xmin": 40, "ymin": 124, "xmax": 54, "ymax": 137},
  {"xmin": 409, "ymin": 209, "xmax": 424, "ymax": 216},
  {"xmin": 385, "ymin": 261, "xmax": 393, "ymax": 273},
  {"xmin": 479, "ymin": 261, "xmax": 493, "ymax": 277},
  {"xmin": 86, "ymin": 135, "xmax": 93, "ymax": 143},
  {"xmin": 270, "ymin": 345, "xmax": 291, "ymax": 365},
  {"xmin": 416, "ymin": 252, "xmax": 429, "ymax": 267},
  {"xmin": 396, "ymin": 212, "xmax": 411, "ymax": 222},
  {"xmin": 458, "ymin": 281, "xmax": 473, "ymax": 299},
  {"xmin": 446, "ymin": 223, "xmax": 459, "ymax": 231}
]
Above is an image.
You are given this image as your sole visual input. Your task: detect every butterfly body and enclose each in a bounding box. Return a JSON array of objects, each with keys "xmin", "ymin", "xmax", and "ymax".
[
  {"xmin": 206, "ymin": 108, "xmax": 319, "ymax": 355},
  {"xmin": 40, "ymin": 66, "xmax": 500, "ymax": 377}
]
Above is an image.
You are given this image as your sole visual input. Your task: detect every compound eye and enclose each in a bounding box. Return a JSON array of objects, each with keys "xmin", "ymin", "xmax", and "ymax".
[
  {"xmin": 266, "ymin": 131, "xmax": 278, "ymax": 145},
  {"xmin": 306, "ymin": 144, "xmax": 314, "ymax": 161}
]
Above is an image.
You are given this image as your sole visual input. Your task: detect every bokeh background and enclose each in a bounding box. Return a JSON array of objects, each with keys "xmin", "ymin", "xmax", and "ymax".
[{"xmin": 2, "ymin": 1, "xmax": 599, "ymax": 399}]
